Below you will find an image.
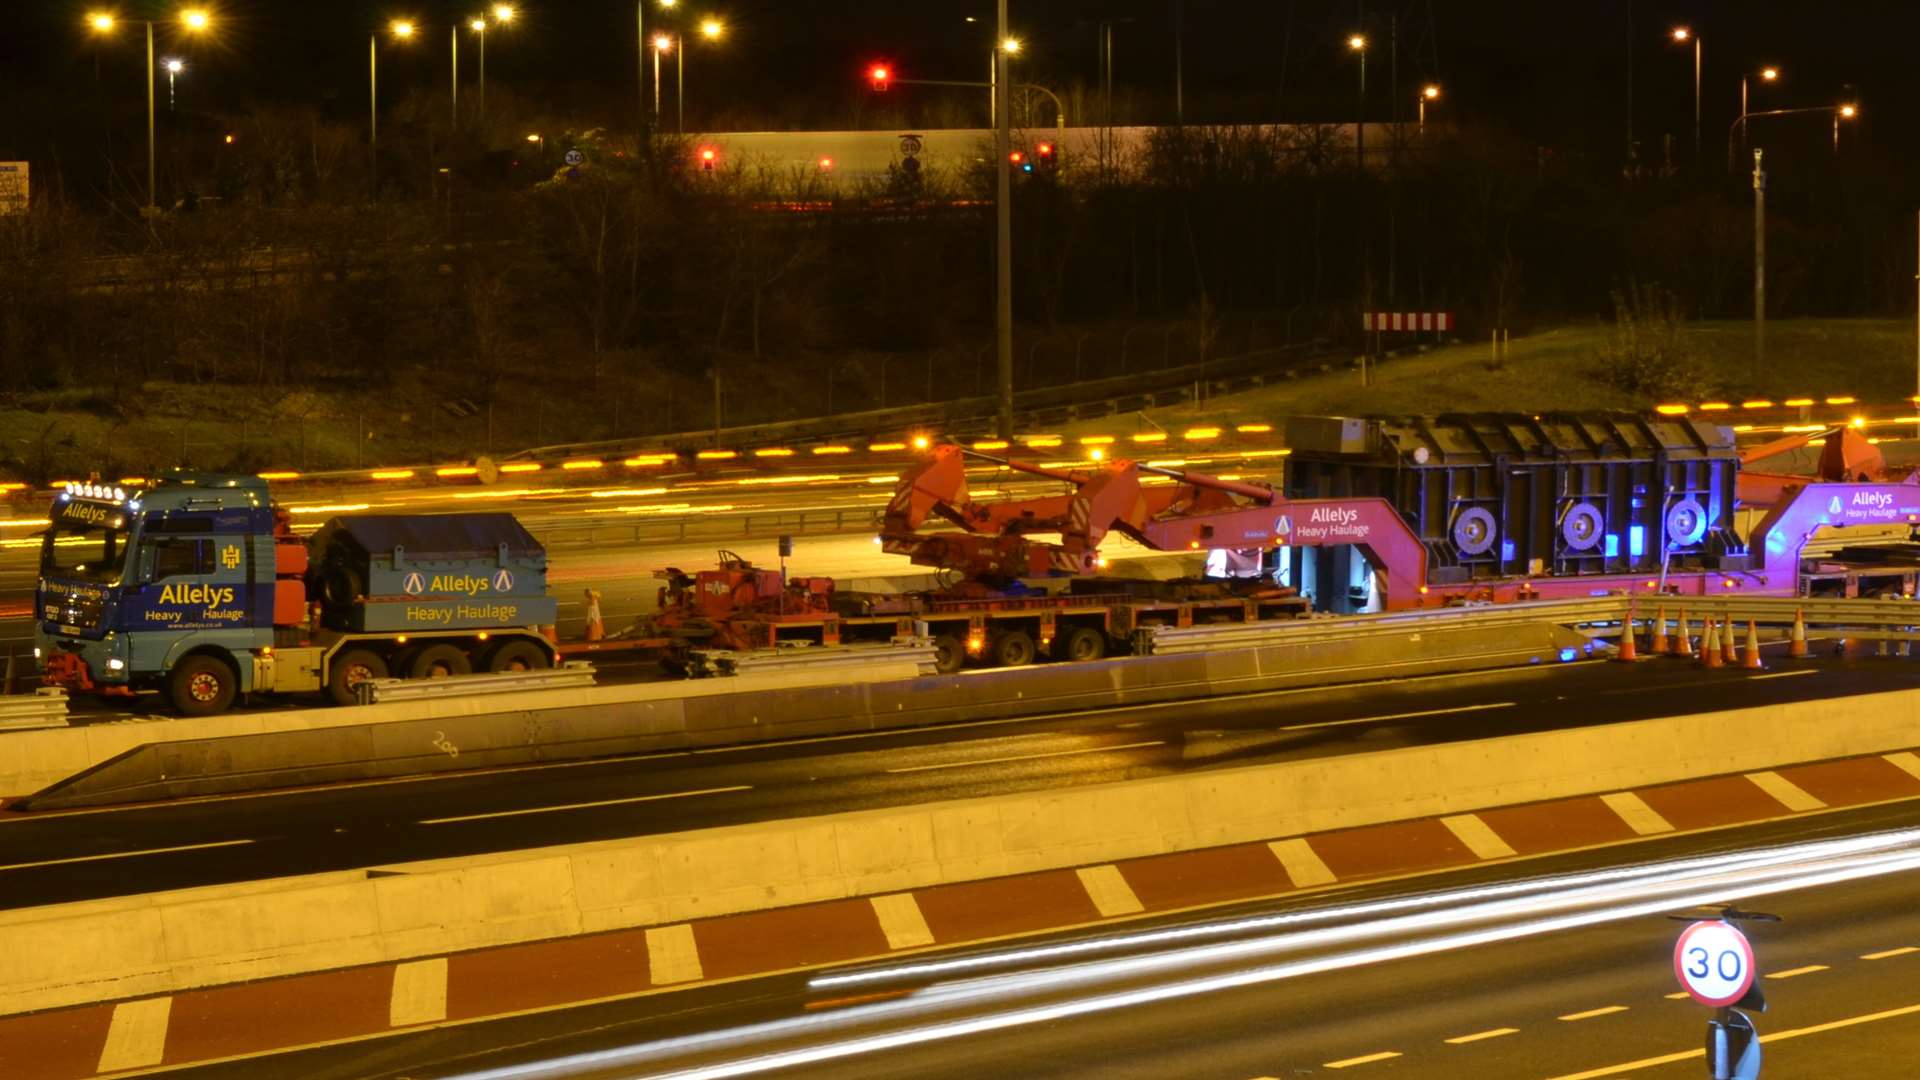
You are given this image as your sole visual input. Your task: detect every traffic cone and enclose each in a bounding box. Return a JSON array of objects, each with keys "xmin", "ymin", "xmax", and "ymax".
[
  {"xmin": 1615, "ymin": 603, "xmax": 1640, "ymax": 662},
  {"xmin": 584, "ymin": 588, "xmax": 605, "ymax": 642},
  {"xmin": 1674, "ymin": 608, "xmax": 1695, "ymax": 658},
  {"xmin": 1650, "ymin": 605, "xmax": 1669, "ymax": 655},
  {"xmin": 541, "ymin": 624, "xmax": 559, "ymax": 647},
  {"xmin": 1743, "ymin": 621, "xmax": 1764, "ymax": 670},
  {"xmin": 1722, "ymin": 616, "xmax": 1740, "ymax": 666},
  {"xmin": 1788, "ymin": 607, "xmax": 1808, "ymax": 659},
  {"xmin": 1701, "ymin": 618, "xmax": 1723, "ymax": 668}
]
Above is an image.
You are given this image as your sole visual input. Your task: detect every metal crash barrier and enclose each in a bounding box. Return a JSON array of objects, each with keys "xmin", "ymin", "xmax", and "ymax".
[
  {"xmin": 354, "ymin": 662, "xmax": 598, "ymax": 704},
  {"xmin": 1135, "ymin": 594, "xmax": 1920, "ymax": 656},
  {"xmin": 0, "ymin": 689, "xmax": 70, "ymax": 731},
  {"xmin": 687, "ymin": 638, "xmax": 938, "ymax": 678}
]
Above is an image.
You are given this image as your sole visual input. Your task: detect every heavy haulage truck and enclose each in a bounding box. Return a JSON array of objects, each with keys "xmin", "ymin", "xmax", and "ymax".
[{"xmin": 36, "ymin": 473, "xmax": 557, "ymax": 715}]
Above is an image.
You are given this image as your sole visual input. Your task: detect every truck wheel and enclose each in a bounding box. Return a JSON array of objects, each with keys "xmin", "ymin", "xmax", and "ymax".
[
  {"xmin": 408, "ymin": 643, "xmax": 472, "ymax": 680},
  {"xmin": 932, "ymin": 634, "xmax": 966, "ymax": 674},
  {"xmin": 484, "ymin": 639, "xmax": 550, "ymax": 673},
  {"xmin": 169, "ymin": 654, "xmax": 237, "ymax": 716},
  {"xmin": 992, "ymin": 629, "xmax": 1036, "ymax": 668},
  {"xmin": 1056, "ymin": 626, "xmax": 1108, "ymax": 663},
  {"xmin": 327, "ymin": 648, "xmax": 389, "ymax": 706}
]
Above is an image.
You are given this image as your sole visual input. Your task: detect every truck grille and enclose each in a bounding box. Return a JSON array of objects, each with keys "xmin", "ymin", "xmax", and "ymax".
[{"xmin": 39, "ymin": 582, "xmax": 107, "ymax": 634}]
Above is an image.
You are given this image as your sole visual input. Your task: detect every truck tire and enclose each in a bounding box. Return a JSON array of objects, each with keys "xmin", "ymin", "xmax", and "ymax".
[
  {"xmin": 932, "ymin": 633, "xmax": 966, "ymax": 674},
  {"xmin": 1055, "ymin": 626, "xmax": 1108, "ymax": 663},
  {"xmin": 328, "ymin": 648, "xmax": 389, "ymax": 706},
  {"xmin": 408, "ymin": 643, "xmax": 472, "ymax": 680},
  {"xmin": 484, "ymin": 639, "xmax": 550, "ymax": 673},
  {"xmin": 169, "ymin": 654, "xmax": 237, "ymax": 716},
  {"xmin": 992, "ymin": 629, "xmax": 1036, "ymax": 668}
]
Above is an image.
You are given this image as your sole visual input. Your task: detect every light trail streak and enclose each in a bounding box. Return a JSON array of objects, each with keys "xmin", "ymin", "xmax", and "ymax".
[{"xmin": 444, "ymin": 826, "xmax": 1920, "ymax": 1080}]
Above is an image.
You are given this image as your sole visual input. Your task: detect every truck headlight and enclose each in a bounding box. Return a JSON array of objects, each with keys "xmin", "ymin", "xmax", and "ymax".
[
  {"xmin": 107, "ymin": 658, "xmax": 125, "ymax": 672},
  {"xmin": 33, "ymin": 647, "xmax": 42, "ymax": 660}
]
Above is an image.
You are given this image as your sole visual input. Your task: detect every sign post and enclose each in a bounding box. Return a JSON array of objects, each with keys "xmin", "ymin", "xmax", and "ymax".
[{"xmin": 1671, "ymin": 911, "xmax": 1773, "ymax": 1079}]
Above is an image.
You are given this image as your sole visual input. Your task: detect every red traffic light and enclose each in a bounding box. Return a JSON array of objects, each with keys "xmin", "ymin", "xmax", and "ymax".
[
  {"xmin": 698, "ymin": 146, "xmax": 718, "ymax": 171},
  {"xmin": 1035, "ymin": 142, "xmax": 1053, "ymax": 156},
  {"xmin": 1009, "ymin": 150, "xmax": 1025, "ymax": 164},
  {"xmin": 868, "ymin": 63, "xmax": 891, "ymax": 91}
]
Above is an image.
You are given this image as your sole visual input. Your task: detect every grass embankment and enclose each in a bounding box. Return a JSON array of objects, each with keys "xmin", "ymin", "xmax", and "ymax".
[{"xmin": 1137, "ymin": 318, "xmax": 1914, "ymax": 431}]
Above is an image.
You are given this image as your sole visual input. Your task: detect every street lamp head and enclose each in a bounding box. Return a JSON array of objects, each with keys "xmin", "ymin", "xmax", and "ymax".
[
  {"xmin": 653, "ymin": 33, "xmax": 673, "ymax": 51},
  {"xmin": 1670, "ymin": 26, "xmax": 1690, "ymax": 42},
  {"xmin": 1422, "ymin": 84, "xmax": 1441, "ymax": 100},
  {"xmin": 658, "ymin": 0, "xmax": 677, "ymax": 7},
  {"xmin": 181, "ymin": 8, "xmax": 210, "ymax": 32},
  {"xmin": 526, "ymin": 133, "xmax": 541, "ymax": 142},
  {"xmin": 1840, "ymin": 103, "xmax": 1859, "ymax": 119},
  {"xmin": 164, "ymin": 58, "xmax": 185, "ymax": 73},
  {"xmin": 1347, "ymin": 33, "xmax": 1366, "ymax": 51},
  {"xmin": 699, "ymin": 17, "xmax": 723, "ymax": 40},
  {"xmin": 1759, "ymin": 66, "xmax": 1779, "ymax": 81},
  {"xmin": 1001, "ymin": 37, "xmax": 1022, "ymax": 54},
  {"xmin": 490, "ymin": 4, "xmax": 514, "ymax": 21},
  {"xmin": 86, "ymin": 12, "xmax": 116, "ymax": 33},
  {"xmin": 390, "ymin": 19, "xmax": 415, "ymax": 39},
  {"xmin": 469, "ymin": 17, "xmax": 486, "ymax": 31}
]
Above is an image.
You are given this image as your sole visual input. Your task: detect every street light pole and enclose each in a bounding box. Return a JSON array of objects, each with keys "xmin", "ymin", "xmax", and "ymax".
[
  {"xmin": 995, "ymin": 1, "xmax": 1014, "ymax": 440},
  {"xmin": 369, "ymin": 34, "xmax": 377, "ymax": 194},
  {"xmin": 451, "ymin": 27, "xmax": 458, "ymax": 125},
  {"xmin": 1753, "ymin": 148, "xmax": 1766, "ymax": 378},
  {"xmin": 1691, "ymin": 34, "xmax": 1702, "ymax": 170},
  {"xmin": 146, "ymin": 21, "xmax": 156, "ymax": 213}
]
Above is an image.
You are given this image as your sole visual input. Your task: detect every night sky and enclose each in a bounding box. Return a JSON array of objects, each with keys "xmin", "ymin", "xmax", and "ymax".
[{"xmin": 2, "ymin": 1, "xmax": 1915, "ymax": 166}]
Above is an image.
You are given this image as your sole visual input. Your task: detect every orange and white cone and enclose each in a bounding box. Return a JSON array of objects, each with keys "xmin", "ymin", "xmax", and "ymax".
[
  {"xmin": 1701, "ymin": 618, "xmax": 1723, "ymax": 668},
  {"xmin": 1722, "ymin": 615, "xmax": 1740, "ymax": 666},
  {"xmin": 1616, "ymin": 603, "xmax": 1640, "ymax": 662},
  {"xmin": 1788, "ymin": 607, "xmax": 1808, "ymax": 659},
  {"xmin": 1650, "ymin": 605, "xmax": 1669, "ymax": 655},
  {"xmin": 1743, "ymin": 620, "xmax": 1764, "ymax": 670},
  {"xmin": 584, "ymin": 588, "xmax": 605, "ymax": 642},
  {"xmin": 1674, "ymin": 608, "xmax": 1695, "ymax": 658}
]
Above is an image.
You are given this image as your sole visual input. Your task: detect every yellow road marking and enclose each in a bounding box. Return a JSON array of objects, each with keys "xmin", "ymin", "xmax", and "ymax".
[
  {"xmin": 870, "ymin": 894, "xmax": 935, "ymax": 950},
  {"xmin": 1862, "ymin": 946, "xmax": 1920, "ymax": 961},
  {"xmin": 1664, "ymin": 991, "xmax": 1693, "ymax": 1000},
  {"xmin": 1559, "ymin": 1005, "xmax": 1629, "ymax": 1021},
  {"xmin": 1324, "ymin": 1051, "xmax": 1402, "ymax": 1069},
  {"xmin": 0, "ymin": 838, "xmax": 251, "ymax": 872},
  {"xmin": 1444, "ymin": 1027, "xmax": 1518, "ymax": 1044},
  {"xmin": 1767, "ymin": 963, "xmax": 1829, "ymax": 979},
  {"xmin": 1745, "ymin": 770, "xmax": 1826, "ymax": 812},
  {"xmin": 1281, "ymin": 702, "xmax": 1514, "ymax": 732},
  {"xmin": 1268, "ymin": 837, "xmax": 1337, "ymax": 888},
  {"xmin": 1542, "ymin": 1001, "xmax": 1920, "ymax": 1079}
]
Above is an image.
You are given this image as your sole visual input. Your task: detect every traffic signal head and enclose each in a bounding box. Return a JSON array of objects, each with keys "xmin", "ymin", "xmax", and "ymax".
[
  {"xmin": 1009, "ymin": 150, "xmax": 1025, "ymax": 165},
  {"xmin": 698, "ymin": 146, "xmax": 718, "ymax": 171},
  {"xmin": 1035, "ymin": 142, "xmax": 1053, "ymax": 157},
  {"xmin": 868, "ymin": 64, "xmax": 891, "ymax": 91}
]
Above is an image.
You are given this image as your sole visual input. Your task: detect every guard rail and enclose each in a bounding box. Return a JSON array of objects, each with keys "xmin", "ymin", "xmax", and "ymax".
[
  {"xmin": 0, "ymin": 689, "xmax": 70, "ymax": 731},
  {"xmin": 1135, "ymin": 594, "xmax": 1920, "ymax": 656},
  {"xmin": 354, "ymin": 662, "xmax": 598, "ymax": 704},
  {"xmin": 687, "ymin": 639, "xmax": 938, "ymax": 678}
]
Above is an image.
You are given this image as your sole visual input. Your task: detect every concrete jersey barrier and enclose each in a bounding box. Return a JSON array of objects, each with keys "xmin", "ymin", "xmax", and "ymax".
[{"xmin": 1, "ymin": 682, "xmax": 1915, "ymax": 1015}]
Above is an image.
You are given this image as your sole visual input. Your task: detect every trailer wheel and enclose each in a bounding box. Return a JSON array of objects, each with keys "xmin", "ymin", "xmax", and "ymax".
[
  {"xmin": 168, "ymin": 654, "xmax": 237, "ymax": 716},
  {"xmin": 932, "ymin": 634, "xmax": 966, "ymax": 674},
  {"xmin": 484, "ymin": 639, "xmax": 550, "ymax": 673},
  {"xmin": 327, "ymin": 648, "xmax": 389, "ymax": 706},
  {"xmin": 407, "ymin": 644, "xmax": 472, "ymax": 680},
  {"xmin": 992, "ymin": 629, "xmax": 1037, "ymax": 668},
  {"xmin": 1056, "ymin": 626, "xmax": 1108, "ymax": 663}
]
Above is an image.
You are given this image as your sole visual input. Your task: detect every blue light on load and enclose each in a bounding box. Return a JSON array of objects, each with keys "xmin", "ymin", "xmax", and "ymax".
[
  {"xmin": 1605, "ymin": 533, "xmax": 1620, "ymax": 558},
  {"xmin": 1501, "ymin": 540, "xmax": 1516, "ymax": 561},
  {"xmin": 1559, "ymin": 648, "xmax": 1578, "ymax": 662},
  {"xmin": 1629, "ymin": 526, "xmax": 1645, "ymax": 558}
]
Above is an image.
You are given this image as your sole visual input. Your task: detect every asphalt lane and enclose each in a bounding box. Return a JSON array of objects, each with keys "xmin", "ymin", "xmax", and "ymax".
[
  {"xmin": 2, "ymin": 652, "xmax": 1915, "ymax": 908},
  {"xmin": 214, "ymin": 802, "xmax": 1920, "ymax": 1080}
]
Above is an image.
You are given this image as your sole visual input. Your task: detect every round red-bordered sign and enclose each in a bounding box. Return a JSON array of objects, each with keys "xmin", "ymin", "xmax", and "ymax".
[{"xmin": 1673, "ymin": 920, "xmax": 1756, "ymax": 1007}]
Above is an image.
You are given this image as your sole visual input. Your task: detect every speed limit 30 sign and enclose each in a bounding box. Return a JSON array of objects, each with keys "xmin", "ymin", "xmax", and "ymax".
[{"xmin": 1674, "ymin": 920, "xmax": 1757, "ymax": 1007}]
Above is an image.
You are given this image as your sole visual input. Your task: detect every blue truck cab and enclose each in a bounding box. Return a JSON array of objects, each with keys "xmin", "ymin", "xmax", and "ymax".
[{"xmin": 36, "ymin": 472, "xmax": 558, "ymax": 715}]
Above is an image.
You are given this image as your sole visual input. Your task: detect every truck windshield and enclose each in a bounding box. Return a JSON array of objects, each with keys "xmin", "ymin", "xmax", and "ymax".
[{"xmin": 41, "ymin": 521, "xmax": 128, "ymax": 584}]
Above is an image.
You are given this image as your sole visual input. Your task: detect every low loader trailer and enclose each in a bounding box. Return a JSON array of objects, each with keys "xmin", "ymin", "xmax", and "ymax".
[{"xmin": 36, "ymin": 473, "xmax": 557, "ymax": 715}]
